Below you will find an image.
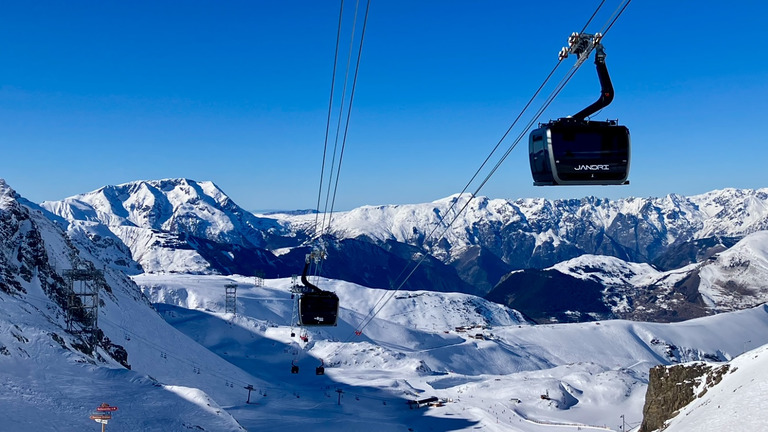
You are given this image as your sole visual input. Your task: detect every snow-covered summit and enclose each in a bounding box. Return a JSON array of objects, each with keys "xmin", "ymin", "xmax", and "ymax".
[
  {"xmin": 42, "ymin": 178, "xmax": 283, "ymax": 246},
  {"xmin": 41, "ymin": 178, "xmax": 295, "ymax": 274},
  {"xmin": 283, "ymin": 187, "xmax": 768, "ymax": 270}
]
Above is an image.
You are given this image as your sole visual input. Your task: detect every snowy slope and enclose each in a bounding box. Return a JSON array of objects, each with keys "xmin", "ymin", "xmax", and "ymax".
[
  {"xmin": 697, "ymin": 230, "xmax": 768, "ymax": 309},
  {"xmin": 0, "ymin": 179, "xmax": 261, "ymax": 430},
  {"xmin": 134, "ymin": 273, "xmax": 768, "ymax": 431},
  {"xmin": 657, "ymin": 344, "xmax": 768, "ymax": 431}
]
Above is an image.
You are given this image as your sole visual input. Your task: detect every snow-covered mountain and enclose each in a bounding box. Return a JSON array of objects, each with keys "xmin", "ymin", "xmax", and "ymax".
[
  {"xmin": 488, "ymin": 231, "xmax": 768, "ymax": 323},
  {"xmin": 43, "ymin": 178, "xmax": 283, "ymax": 246},
  {"xmin": 41, "ymin": 178, "xmax": 292, "ymax": 275},
  {"xmin": 43, "ymin": 179, "xmax": 768, "ymax": 321},
  {"xmin": 283, "ymin": 189, "xmax": 768, "ymax": 280},
  {"xmin": 42, "ymin": 178, "xmax": 475, "ymax": 293},
  {"xmin": 4, "ymin": 177, "xmax": 768, "ymax": 430},
  {"xmin": 0, "ymin": 179, "xmax": 258, "ymax": 430}
]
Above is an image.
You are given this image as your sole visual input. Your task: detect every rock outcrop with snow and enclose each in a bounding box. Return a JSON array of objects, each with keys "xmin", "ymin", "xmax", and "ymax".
[
  {"xmin": 639, "ymin": 343, "xmax": 768, "ymax": 432},
  {"xmin": 0, "ymin": 178, "xmax": 253, "ymax": 430}
]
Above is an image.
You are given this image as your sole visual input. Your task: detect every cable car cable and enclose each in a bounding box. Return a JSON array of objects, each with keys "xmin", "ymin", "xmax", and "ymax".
[
  {"xmin": 598, "ymin": 0, "xmax": 632, "ymax": 36},
  {"xmin": 349, "ymin": 47, "xmax": 574, "ymax": 336},
  {"xmin": 327, "ymin": 0, "xmax": 371, "ymax": 223},
  {"xmin": 313, "ymin": 0, "xmax": 347, "ymax": 239},
  {"xmin": 348, "ymin": 0, "xmax": 631, "ymax": 337},
  {"xmin": 318, "ymin": 0, "xmax": 371, "ymax": 242},
  {"xmin": 319, "ymin": 0, "xmax": 360, "ymax": 239},
  {"xmin": 579, "ymin": 0, "xmax": 607, "ymax": 35},
  {"xmin": 308, "ymin": 0, "xmax": 371, "ymax": 286},
  {"xmin": 354, "ymin": 42, "xmax": 584, "ymax": 336}
]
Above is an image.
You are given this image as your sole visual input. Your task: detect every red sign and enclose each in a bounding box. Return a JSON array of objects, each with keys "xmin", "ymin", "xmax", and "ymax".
[
  {"xmin": 90, "ymin": 414, "xmax": 112, "ymax": 420},
  {"xmin": 96, "ymin": 403, "xmax": 119, "ymax": 412}
]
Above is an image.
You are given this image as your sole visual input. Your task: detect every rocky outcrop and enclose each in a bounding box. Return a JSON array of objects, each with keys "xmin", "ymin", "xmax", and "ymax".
[
  {"xmin": 639, "ymin": 362, "xmax": 730, "ymax": 432},
  {"xmin": 1, "ymin": 179, "xmax": 130, "ymax": 367}
]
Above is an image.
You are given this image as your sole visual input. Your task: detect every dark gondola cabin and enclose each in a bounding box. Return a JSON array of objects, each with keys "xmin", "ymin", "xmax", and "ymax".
[
  {"xmin": 297, "ymin": 290, "xmax": 339, "ymax": 326},
  {"xmin": 529, "ymin": 32, "xmax": 631, "ymax": 186},
  {"xmin": 529, "ymin": 118, "xmax": 630, "ymax": 185}
]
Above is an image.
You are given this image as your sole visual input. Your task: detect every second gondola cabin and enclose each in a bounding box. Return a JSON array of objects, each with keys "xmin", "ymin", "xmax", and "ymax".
[
  {"xmin": 529, "ymin": 118, "xmax": 630, "ymax": 185},
  {"xmin": 298, "ymin": 290, "xmax": 339, "ymax": 326},
  {"xmin": 296, "ymin": 255, "xmax": 340, "ymax": 327}
]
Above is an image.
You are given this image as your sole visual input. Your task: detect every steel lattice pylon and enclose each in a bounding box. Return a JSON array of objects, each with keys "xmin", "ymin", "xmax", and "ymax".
[
  {"xmin": 225, "ymin": 283, "xmax": 238, "ymax": 315},
  {"xmin": 64, "ymin": 267, "xmax": 103, "ymax": 345}
]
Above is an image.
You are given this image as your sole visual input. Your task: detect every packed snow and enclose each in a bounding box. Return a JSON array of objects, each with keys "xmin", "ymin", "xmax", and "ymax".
[
  {"xmin": 4, "ymin": 177, "xmax": 768, "ymax": 430},
  {"xmin": 3, "ymin": 250, "xmax": 768, "ymax": 430},
  {"xmin": 127, "ymin": 274, "xmax": 768, "ymax": 431}
]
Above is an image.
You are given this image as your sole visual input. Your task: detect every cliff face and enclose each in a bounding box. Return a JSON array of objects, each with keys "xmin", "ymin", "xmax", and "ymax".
[{"xmin": 639, "ymin": 362, "xmax": 730, "ymax": 432}]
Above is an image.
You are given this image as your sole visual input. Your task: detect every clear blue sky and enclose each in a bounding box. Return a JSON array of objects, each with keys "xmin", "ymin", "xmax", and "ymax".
[{"xmin": 1, "ymin": 1, "xmax": 766, "ymax": 211}]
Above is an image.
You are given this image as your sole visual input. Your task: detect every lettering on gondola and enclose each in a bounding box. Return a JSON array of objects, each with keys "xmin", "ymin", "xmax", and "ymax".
[{"xmin": 574, "ymin": 164, "xmax": 610, "ymax": 171}]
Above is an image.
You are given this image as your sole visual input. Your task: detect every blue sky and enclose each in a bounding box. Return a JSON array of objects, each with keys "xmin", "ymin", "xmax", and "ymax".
[{"xmin": 1, "ymin": 1, "xmax": 766, "ymax": 211}]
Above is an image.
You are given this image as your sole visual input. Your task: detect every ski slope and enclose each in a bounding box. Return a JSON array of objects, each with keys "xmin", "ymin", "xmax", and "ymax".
[{"xmin": 133, "ymin": 274, "xmax": 768, "ymax": 431}]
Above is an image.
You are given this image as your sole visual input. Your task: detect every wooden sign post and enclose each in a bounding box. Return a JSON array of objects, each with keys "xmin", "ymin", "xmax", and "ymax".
[{"xmin": 90, "ymin": 403, "xmax": 118, "ymax": 431}]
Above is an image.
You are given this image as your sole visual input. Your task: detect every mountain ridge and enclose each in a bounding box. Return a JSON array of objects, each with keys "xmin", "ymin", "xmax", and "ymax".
[
  {"xmin": 41, "ymin": 178, "xmax": 768, "ymax": 322},
  {"xmin": 3, "ymin": 176, "xmax": 768, "ymax": 430}
]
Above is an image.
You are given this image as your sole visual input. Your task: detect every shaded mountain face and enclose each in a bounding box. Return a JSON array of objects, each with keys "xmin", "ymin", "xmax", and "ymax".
[
  {"xmin": 0, "ymin": 179, "xmax": 131, "ymax": 366},
  {"xmin": 274, "ymin": 237, "xmax": 476, "ymax": 294},
  {"xmin": 280, "ymin": 189, "xmax": 768, "ymax": 293},
  {"xmin": 487, "ymin": 233, "xmax": 768, "ymax": 323},
  {"xmin": 652, "ymin": 236, "xmax": 740, "ymax": 271},
  {"xmin": 485, "ymin": 269, "xmax": 612, "ymax": 323}
]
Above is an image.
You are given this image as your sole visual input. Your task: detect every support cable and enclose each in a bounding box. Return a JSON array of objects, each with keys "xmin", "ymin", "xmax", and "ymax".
[
  {"xmin": 314, "ymin": 0, "xmax": 346, "ymax": 238},
  {"xmin": 311, "ymin": 0, "xmax": 371, "ymax": 281},
  {"xmin": 326, "ymin": 0, "xmax": 371, "ymax": 223},
  {"xmin": 348, "ymin": 0, "xmax": 631, "ymax": 337},
  {"xmin": 320, "ymin": 0, "xmax": 362, "ymax": 239}
]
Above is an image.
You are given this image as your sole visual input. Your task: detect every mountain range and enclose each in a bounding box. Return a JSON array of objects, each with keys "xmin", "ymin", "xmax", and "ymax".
[
  {"xmin": 2, "ymin": 176, "xmax": 767, "ymax": 430},
  {"xmin": 40, "ymin": 178, "xmax": 768, "ymax": 323}
]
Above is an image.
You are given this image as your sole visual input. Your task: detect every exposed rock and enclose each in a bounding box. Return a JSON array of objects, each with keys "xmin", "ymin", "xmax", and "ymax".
[{"xmin": 639, "ymin": 362, "xmax": 729, "ymax": 432}]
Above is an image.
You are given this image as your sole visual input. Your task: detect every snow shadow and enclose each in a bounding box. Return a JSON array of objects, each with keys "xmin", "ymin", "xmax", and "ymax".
[{"xmin": 154, "ymin": 303, "xmax": 479, "ymax": 431}]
